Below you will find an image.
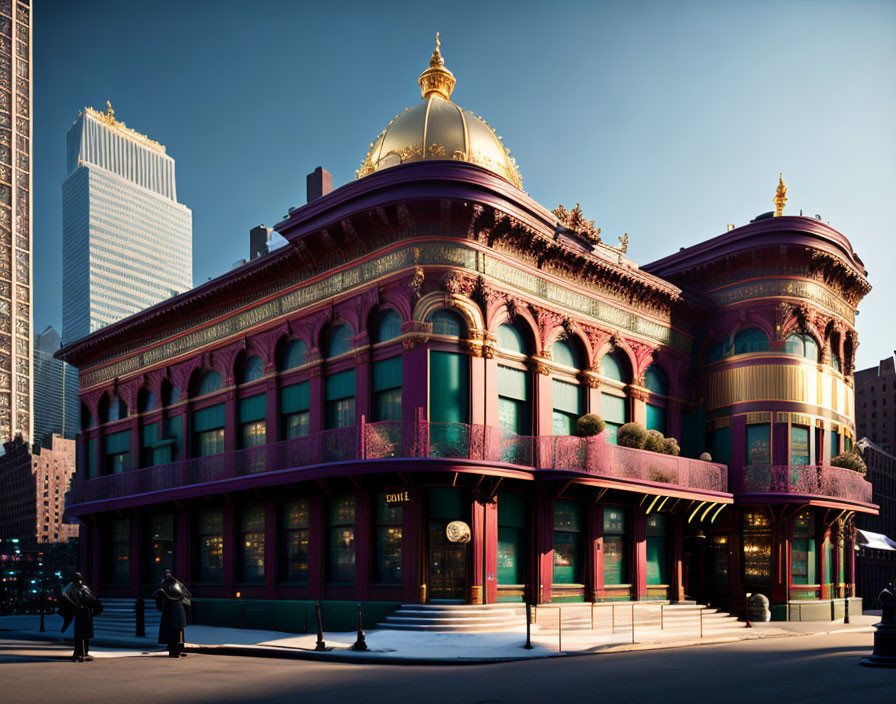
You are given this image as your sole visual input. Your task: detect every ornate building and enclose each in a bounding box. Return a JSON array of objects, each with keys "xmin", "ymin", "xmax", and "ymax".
[
  {"xmin": 0, "ymin": 0, "xmax": 31, "ymax": 442},
  {"xmin": 59, "ymin": 40, "xmax": 874, "ymax": 626}
]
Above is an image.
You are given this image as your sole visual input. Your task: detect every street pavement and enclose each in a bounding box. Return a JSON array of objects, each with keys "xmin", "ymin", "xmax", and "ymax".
[{"xmin": 2, "ymin": 629, "xmax": 894, "ymax": 704}]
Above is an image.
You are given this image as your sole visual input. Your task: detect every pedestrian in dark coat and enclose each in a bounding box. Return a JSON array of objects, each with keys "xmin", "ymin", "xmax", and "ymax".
[
  {"xmin": 59, "ymin": 572, "xmax": 103, "ymax": 662},
  {"xmin": 154, "ymin": 569, "xmax": 191, "ymax": 657}
]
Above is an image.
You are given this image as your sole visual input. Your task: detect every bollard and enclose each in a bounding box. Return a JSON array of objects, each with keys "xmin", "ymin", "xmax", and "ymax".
[
  {"xmin": 136, "ymin": 597, "xmax": 145, "ymax": 638},
  {"xmin": 314, "ymin": 602, "xmax": 327, "ymax": 651},
  {"xmin": 558, "ymin": 607, "xmax": 562, "ymax": 653},
  {"xmin": 700, "ymin": 607, "xmax": 703, "ymax": 638},
  {"xmin": 831, "ymin": 598, "xmax": 836, "ymax": 622},
  {"xmin": 524, "ymin": 603, "xmax": 533, "ymax": 649},
  {"xmin": 845, "ymin": 598, "xmax": 850, "ymax": 624},
  {"xmin": 861, "ymin": 583, "xmax": 896, "ymax": 667},
  {"xmin": 350, "ymin": 602, "xmax": 368, "ymax": 651}
]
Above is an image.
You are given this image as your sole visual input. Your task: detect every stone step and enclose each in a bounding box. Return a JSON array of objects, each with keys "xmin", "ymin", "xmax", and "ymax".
[{"xmin": 376, "ymin": 622, "xmax": 522, "ymax": 632}]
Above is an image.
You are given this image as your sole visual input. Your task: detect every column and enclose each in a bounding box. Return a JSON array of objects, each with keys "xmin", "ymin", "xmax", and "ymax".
[
  {"xmin": 471, "ymin": 498, "xmax": 484, "ymax": 604},
  {"xmin": 634, "ymin": 506, "xmax": 647, "ymax": 600},
  {"xmin": 309, "ymin": 366, "xmax": 325, "ymax": 435},
  {"xmin": 308, "ymin": 494, "xmax": 323, "ymax": 601},
  {"xmin": 175, "ymin": 508, "xmax": 190, "ymax": 583},
  {"xmin": 223, "ymin": 505, "xmax": 235, "ymax": 598},
  {"xmin": 224, "ymin": 390, "xmax": 237, "ymax": 453},
  {"xmin": 355, "ymin": 489, "xmax": 371, "ymax": 602},
  {"xmin": 129, "ymin": 516, "xmax": 141, "ymax": 597},
  {"xmin": 265, "ymin": 500, "xmax": 277, "ymax": 599},
  {"xmin": 589, "ymin": 502, "xmax": 603, "ymax": 602},
  {"xmin": 671, "ymin": 516, "xmax": 684, "ymax": 602},
  {"xmin": 265, "ymin": 377, "xmax": 279, "ymax": 445},
  {"xmin": 536, "ymin": 488, "xmax": 553, "ymax": 603}
]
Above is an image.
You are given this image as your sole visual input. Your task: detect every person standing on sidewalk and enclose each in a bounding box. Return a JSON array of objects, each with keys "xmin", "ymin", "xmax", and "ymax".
[
  {"xmin": 154, "ymin": 569, "xmax": 191, "ymax": 657},
  {"xmin": 59, "ymin": 572, "xmax": 103, "ymax": 662}
]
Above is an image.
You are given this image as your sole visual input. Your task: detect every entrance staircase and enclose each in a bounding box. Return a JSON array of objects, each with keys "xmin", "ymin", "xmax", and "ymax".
[
  {"xmin": 92, "ymin": 598, "xmax": 162, "ymax": 640},
  {"xmin": 378, "ymin": 603, "xmax": 525, "ymax": 632}
]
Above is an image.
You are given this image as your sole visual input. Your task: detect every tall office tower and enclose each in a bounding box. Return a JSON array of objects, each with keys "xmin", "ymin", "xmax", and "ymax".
[
  {"xmin": 33, "ymin": 326, "xmax": 78, "ymax": 447},
  {"xmin": 855, "ymin": 355, "xmax": 896, "ymax": 453},
  {"xmin": 0, "ymin": 1, "xmax": 32, "ymax": 442},
  {"xmin": 61, "ymin": 102, "xmax": 192, "ymax": 344}
]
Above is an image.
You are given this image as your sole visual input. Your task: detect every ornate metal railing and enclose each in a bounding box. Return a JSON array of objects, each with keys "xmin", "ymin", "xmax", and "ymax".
[
  {"xmin": 734, "ymin": 464, "xmax": 873, "ymax": 504},
  {"xmin": 68, "ymin": 420, "xmax": 729, "ymax": 505}
]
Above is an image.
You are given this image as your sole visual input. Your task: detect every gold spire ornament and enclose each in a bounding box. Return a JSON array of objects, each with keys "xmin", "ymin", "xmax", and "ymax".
[
  {"xmin": 773, "ymin": 172, "xmax": 788, "ymax": 217},
  {"xmin": 418, "ymin": 32, "xmax": 456, "ymax": 100},
  {"xmin": 105, "ymin": 100, "xmax": 115, "ymax": 122}
]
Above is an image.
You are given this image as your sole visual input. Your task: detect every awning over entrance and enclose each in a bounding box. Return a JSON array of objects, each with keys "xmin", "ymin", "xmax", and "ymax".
[{"xmin": 856, "ymin": 529, "xmax": 896, "ymax": 551}]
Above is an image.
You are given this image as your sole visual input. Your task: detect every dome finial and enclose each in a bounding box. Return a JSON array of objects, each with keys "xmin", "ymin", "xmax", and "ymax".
[
  {"xmin": 418, "ymin": 32, "xmax": 456, "ymax": 100},
  {"xmin": 773, "ymin": 172, "xmax": 788, "ymax": 216}
]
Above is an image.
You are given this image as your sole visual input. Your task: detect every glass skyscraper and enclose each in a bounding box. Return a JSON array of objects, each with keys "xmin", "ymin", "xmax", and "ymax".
[
  {"xmin": 62, "ymin": 103, "xmax": 192, "ymax": 345},
  {"xmin": 0, "ymin": 0, "xmax": 31, "ymax": 442},
  {"xmin": 33, "ymin": 325, "xmax": 78, "ymax": 448}
]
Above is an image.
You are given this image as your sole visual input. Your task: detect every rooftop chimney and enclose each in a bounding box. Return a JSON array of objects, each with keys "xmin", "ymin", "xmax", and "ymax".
[
  {"xmin": 250, "ymin": 225, "xmax": 272, "ymax": 261},
  {"xmin": 306, "ymin": 166, "xmax": 333, "ymax": 203}
]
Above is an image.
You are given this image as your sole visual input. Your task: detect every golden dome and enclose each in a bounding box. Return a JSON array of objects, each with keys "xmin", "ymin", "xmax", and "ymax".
[{"xmin": 356, "ymin": 34, "xmax": 522, "ymax": 189}]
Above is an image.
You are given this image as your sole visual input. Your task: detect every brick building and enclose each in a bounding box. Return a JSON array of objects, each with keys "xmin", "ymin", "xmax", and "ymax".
[{"xmin": 855, "ymin": 355, "xmax": 896, "ymax": 453}]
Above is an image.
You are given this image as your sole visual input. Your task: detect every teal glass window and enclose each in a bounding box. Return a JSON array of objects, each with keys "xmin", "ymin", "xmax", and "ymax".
[
  {"xmin": 601, "ymin": 393, "xmax": 626, "ymax": 444},
  {"xmin": 600, "ymin": 352, "xmax": 625, "ymax": 382},
  {"xmin": 603, "ymin": 506, "xmax": 629, "ymax": 585},
  {"xmin": 328, "ymin": 496, "xmax": 356, "ymax": 583},
  {"xmin": 193, "ymin": 403, "xmax": 225, "ymax": 457},
  {"xmin": 734, "ymin": 328, "xmax": 770, "ymax": 355},
  {"xmin": 104, "ymin": 429, "xmax": 131, "ymax": 474},
  {"xmin": 429, "ymin": 351, "xmax": 469, "ymax": 424},
  {"xmin": 790, "ymin": 425, "xmax": 810, "ymax": 466},
  {"xmin": 325, "ymin": 370, "xmax": 356, "ymax": 429},
  {"xmin": 145, "ymin": 514, "xmax": 174, "ymax": 580},
  {"xmin": 497, "ymin": 492, "xmax": 526, "ymax": 586},
  {"xmin": 646, "ymin": 404, "xmax": 667, "ymax": 434},
  {"xmin": 241, "ymin": 355, "xmax": 264, "ymax": 384},
  {"xmin": 709, "ymin": 534, "xmax": 730, "ymax": 585},
  {"xmin": 553, "ymin": 499, "xmax": 583, "ymax": 584},
  {"xmin": 239, "ymin": 394, "xmax": 266, "ymax": 448},
  {"xmin": 709, "ymin": 426, "xmax": 731, "ymax": 466},
  {"xmin": 282, "ymin": 338, "xmax": 308, "ymax": 370},
  {"xmin": 140, "ymin": 422, "xmax": 158, "ymax": 468},
  {"xmin": 88, "ymin": 437, "xmax": 99, "ymax": 479},
  {"xmin": 829, "ymin": 429, "xmax": 839, "ymax": 459},
  {"xmin": 552, "ymin": 379, "xmax": 582, "ymax": 435},
  {"xmin": 426, "ymin": 309, "xmax": 466, "ymax": 337},
  {"xmin": 497, "ymin": 324, "xmax": 528, "ymax": 354},
  {"xmin": 197, "ymin": 509, "xmax": 224, "ymax": 582},
  {"xmin": 785, "ymin": 333, "xmax": 819, "ymax": 362},
  {"xmin": 281, "ymin": 382, "xmax": 310, "ymax": 439},
  {"xmin": 327, "ymin": 325, "xmax": 354, "ymax": 358},
  {"xmin": 372, "ymin": 356, "xmax": 402, "ymax": 421},
  {"xmin": 746, "ymin": 423, "xmax": 771, "ymax": 465},
  {"xmin": 197, "ymin": 370, "xmax": 223, "ymax": 396},
  {"xmin": 374, "ymin": 493, "xmax": 403, "ymax": 584},
  {"xmin": 551, "ymin": 338, "xmax": 581, "ymax": 369},
  {"xmin": 792, "ymin": 511, "xmax": 816, "ymax": 585},
  {"xmin": 282, "ymin": 499, "xmax": 310, "ymax": 583},
  {"xmin": 646, "ymin": 513, "xmax": 668, "ymax": 585},
  {"xmin": 372, "ymin": 310, "xmax": 402, "ymax": 343},
  {"xmin": 824, "ymin": 537, "xmax": 833, "ymax": 587},
  {"xmin": 239, "ymin": 504, "xmax": 265, "ymax": 583},
  {"xmin": 498, "ymin": 365, "xmax": 530, "ymax": 435},
  {"xmin": 107, "ymin": 395, "xmax": 127, "ymax": 422},
  {"xmin": 643, "ymin": 365, "xmax": 668, "ymax": 395}
]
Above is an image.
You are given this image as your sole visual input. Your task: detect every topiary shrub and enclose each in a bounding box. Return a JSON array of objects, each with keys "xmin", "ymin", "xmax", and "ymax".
[
  {"xmin": 644, "ymin": 429, "xmax": 666, "ymax": 453},
  {"xmin": 831, "ymin": 450, "xmax": 867, "ymax": 475},
  {"xmin": 662, "ymin": 437, "xmax": 681, "ymax": 456},
  {"xmin": 576, "ymin": 413, "xmax": 606, "ymax": 437},
  {"xmin": 699, "ymin": 452, "xmax": 713, "ymax": 462},
  {"xmin": 617, "ymin": 422, "xmax": 647, "ymax": 449}
]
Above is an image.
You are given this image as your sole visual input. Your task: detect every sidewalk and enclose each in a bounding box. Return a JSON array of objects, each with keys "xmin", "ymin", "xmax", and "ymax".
[{"xmin": 0, "ymin": 612, "xmax": 878, "ymax": 664}]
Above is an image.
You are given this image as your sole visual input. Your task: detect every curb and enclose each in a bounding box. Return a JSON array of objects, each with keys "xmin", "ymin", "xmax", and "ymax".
[{"xmin": 0, "ymin": 629, "xmax": 164, "ymax": 652}]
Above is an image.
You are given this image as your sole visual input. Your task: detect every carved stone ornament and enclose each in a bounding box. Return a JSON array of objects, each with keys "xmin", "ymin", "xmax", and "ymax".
[
  {"xmin": 409, "ymin": 266, "xmax": 425, "ymax": 299},
  {"xmin": 553, "ymin": 203, "xmax": 601, "ymax": 245},
  {"xmin": 581, "ymin": 370, "xmax": 601, "ymax": 389},
  {"xmin": 441, "ymin": 271, "xmax": 477, "ymax": 297},
  {"xmin": 530, "ymin": 355, "xmax": 552, "ymax": 376}
]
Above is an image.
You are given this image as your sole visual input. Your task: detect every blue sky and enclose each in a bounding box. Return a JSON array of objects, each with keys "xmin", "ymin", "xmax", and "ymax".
[{"xmin": 35, "ymin": 0, "xmax": 896, "ymax": 369}]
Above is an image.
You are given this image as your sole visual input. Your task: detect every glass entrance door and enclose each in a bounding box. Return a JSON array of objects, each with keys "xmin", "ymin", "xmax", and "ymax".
[{"xmin": 428, "ymin": 521, "xmax": 467, "ymax": 600}]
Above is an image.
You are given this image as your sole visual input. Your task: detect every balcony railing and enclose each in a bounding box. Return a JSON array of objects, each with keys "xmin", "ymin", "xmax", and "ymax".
[
  {"xmin": 67, "ymin": 420, "xmax": 728, "ymax": 506},
  {"xmin": 733, "ymin": 464, "xmax": 873, "ymax": 504}
]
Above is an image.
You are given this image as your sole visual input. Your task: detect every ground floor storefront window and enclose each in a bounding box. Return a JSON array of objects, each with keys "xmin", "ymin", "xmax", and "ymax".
[
  {"xmin": 106, "ymin": 519, "xmax": 130, "ymax": 584},
  {"xmin": 791, "ymin": 510, "xmax": 816, "ymax": 586},
  {"xmin": 328, "ymin": 496, "xmax": 356, "ymax": 583},
  {"xmin": 553, "ymin": 500, "xmax": 583, "ymax": 585},
  {"xmin": 281, "ymin": 499, "xmax": 309, "ymax": 583},
  {"xmin": 374, "ymin": 493, "xmax": 402, "ymax": 584},
  {"xmin": 497, "ymin": 492, "xmax": 526, "ymax": 591},
  {"xmin": 145, "ymin": 514, "xmax": 174, "ymax": 581},
  {"xmin": 239, "ymin": 504, "xmax": 266, "ymax": 583},
  {"xmin": 197, "ymin": 509, "xmax": 224, "ymax": 583},
  {"xmin": 603, "ymin": 506, "xmax": 629, "ymax": 586},
  {"xmin": 742, "ymin": 510, "xmax": 772, "ymax": 583},
  {"xmin": 646, "ymin": 513, "xmax": 668, "ymax": 586}
]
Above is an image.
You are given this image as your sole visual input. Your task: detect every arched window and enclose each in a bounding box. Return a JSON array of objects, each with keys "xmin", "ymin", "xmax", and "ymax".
[
  {"xmin": 326, "ymin": 325, "xmax": 354, "ymax": 358},
  {"xmin": 551, "ymin": 338, "xmax": 581, "ymax": 370},
  {"xmin": 108, "ymin": 395, "xmax": 127, "ymax": 422},
  {"xmin": 426, "ymin": 309, "xmax": 466, "ymax": 337},
  {"xmin": 551, "ymin": 338, "xmax": 583, "ymax": 435},
  {"xmin": 81, "ymin": 403, "xmax": 94, "ymax": 430},
  {"xmin": 707, "ymin": 338, "xmax": 733, "ymax": 362},
  {"xmin": 785, "ymin": 333, "xmax": 819, "ymax": 362},
  {"xmin": 372, "ymin": 310, "xmax": 403, "ymax": 344},
  {"xmin": 497, "ymin": 324, "xmax": 528, "ymax": 355},
  {"xmin": 600, "ymin": 352, "xmax": 625, "ymax": 382},
  {"xmin": 137, "ymin": 388, "xmax": 157, "ymax": 414},
  {"xmin": 282, "ymin": 339, "xmax": 308, "ymax": 370},
  {"xmin": 734, "ymin": 328, "xmax": 770, "ymax": 355},
  {"xmin": 197, "ymin": 370, "xmax": 223, "ymax": 397},
  {"xmin": 240, "ymin": 355, "xmax": 264, "ymax": 384},
  {"xmin": 643, "ymin": 364, "xmax": 668, "ymax": 434},
  {"xmin": 832, "ymin": 352, "xmax": 842, "ymax": 373}
]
